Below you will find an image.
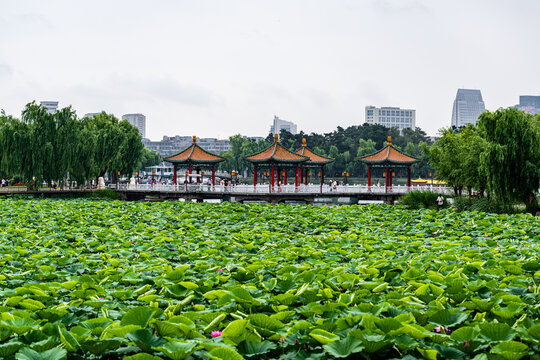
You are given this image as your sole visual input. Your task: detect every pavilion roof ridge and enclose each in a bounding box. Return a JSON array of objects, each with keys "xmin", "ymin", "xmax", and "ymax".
[
  {"xmin": 244, "ymin": 136, "xmax": 309, "ymax": 164},
  {"xmin": 294, "ymin": 139, "xmax": 335, "ymax": 165},
  {"xmin": 357, "ymin": 136, "xmax": 420, "ymax": 165},
  {"xmin": 164, "ymin": 137, "xmax": 225, "ymax": 164}
]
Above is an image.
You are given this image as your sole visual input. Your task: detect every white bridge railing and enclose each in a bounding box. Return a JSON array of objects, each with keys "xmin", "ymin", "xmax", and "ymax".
[{"xmin": 109, "ymin": 183, "xmax": 454, "ymax": 195}]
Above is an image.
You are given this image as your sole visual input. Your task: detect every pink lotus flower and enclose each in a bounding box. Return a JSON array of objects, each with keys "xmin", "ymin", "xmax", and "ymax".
[
  {"xmin": 280, "ymin": 336, "xmax": 285, "ymax": 343},
  {"xmin": 464, "ymin": 341, "xmax": 470, "ymax": 348},
  {"xmin": 211, "ymin": 331, "xmax": 221, "ymax": 337},
  {"xmin": 217, "ymin": 268, "xmax": 223, "ymax": 272},
  {"xmin": 484, "ymin": 234, "xmax": 489, "ymax": 237},
  {"xmin": 434, "ymin": 326, "xmax": 441, "ymax": 333}
]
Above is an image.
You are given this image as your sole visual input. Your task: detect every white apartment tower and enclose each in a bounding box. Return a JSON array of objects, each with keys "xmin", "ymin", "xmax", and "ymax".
[
  {"xmin": 365, "ymin": 106, "xmax": 416, "ymax": 130},
  {"xmin": 40, "ymin": 101, "xmax": 58, "ymax": 114},
  {"xmin": 122, "ymin": 113, "xmax": 146, "ymax": 138},
  {"xmin": 451, "ymin": 89, "xmax": 485, "ymax": 127},
  {"xmin": 269, "ymin": 115, "xmax": 297, "ymax": 136}
]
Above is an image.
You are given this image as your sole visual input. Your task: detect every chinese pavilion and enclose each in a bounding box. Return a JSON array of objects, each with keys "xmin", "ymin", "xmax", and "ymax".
[
  {"xmin": 358, "ymin": 136, "xmax": 420, "ymax": 191},
  {"xmin": 295, "ymin": 138, "xmax": 334, "ymax": 187},
  {"xmin": 244, "ymin": 134, "xmax": 308, "ymax": 188},
  {"xmin": 164, "ymin": 136, "xmax": 225, "ymax": 186}
]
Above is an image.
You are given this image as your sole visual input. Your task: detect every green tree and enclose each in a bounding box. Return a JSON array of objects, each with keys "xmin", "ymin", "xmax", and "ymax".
[
  {"xmin": 478, "ymin": 108, "xmax": 540, "ymax": 211},
  {"xmin": 136, "ymin": 148, "xmax": 162, "ymax": 171}
]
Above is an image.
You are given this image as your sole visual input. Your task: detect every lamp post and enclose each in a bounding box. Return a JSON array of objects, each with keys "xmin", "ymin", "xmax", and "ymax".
[
  {"xmin": 135, "ymin": 171, "xmax": 139, "ymax": 185},
  {"xmin": 429, "ymin": 172, "xmax": 433, "ymax": 186},
  {"xmin": 342, "ymin": 172, "xmax": 349, "ymax": 185}
]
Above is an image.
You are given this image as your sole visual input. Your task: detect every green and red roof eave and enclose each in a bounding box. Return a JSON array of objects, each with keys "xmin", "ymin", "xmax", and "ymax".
[
  {"xmin": 358, "ymin": 137, "xmax": 420, "ymax": 166},
  {"xmin": 244, "ymin": 134, "xmax": 309, "ymax": 164},
  {"xmin": 295, "ymin": 139, "xmax": 334, "ymax": 165},
  {"xmin": 164, "ymin": 136, "xmax": 225, "ymax": 165}
]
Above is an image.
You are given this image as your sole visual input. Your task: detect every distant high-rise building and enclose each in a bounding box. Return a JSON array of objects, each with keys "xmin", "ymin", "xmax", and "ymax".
[
  {"xmin": 269, "ymin": 115, "xmax": 297, "ymax": 136},
  {"xmin": 83, "ymin": 113, "xmax": 100, "ymax": 118},
  {"xmin": 364, "ymin": 106, "xmax": 416, "ymax": 130},
  {"xmin": 122, "ymin": 113, "xmax": 146, "ymax": 138},
  {"xmin": 40, "ymin": 101, "xmax": 58, "ymax": 114},
  {"xmin": 142, "ymin": 135, "xmax": 231, "ymax": 156},
  {"xmin": 513, "ymin": 95, "xmax": 540, "ymax": 114},
  {"xmin": 451, "ymin": 89, "xmax": 485, "ymax": 127}
]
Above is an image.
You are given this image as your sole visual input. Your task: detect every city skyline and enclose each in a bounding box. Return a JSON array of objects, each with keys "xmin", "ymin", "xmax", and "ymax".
[{"xmin": 1, "ymin": 1, "xmax": 539, "ymax": 140}]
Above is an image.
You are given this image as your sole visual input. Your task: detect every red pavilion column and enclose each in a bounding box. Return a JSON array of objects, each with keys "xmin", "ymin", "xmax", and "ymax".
[
  {"xmin": 173, "ymin": 165, "xmax": 177, "ymax": 185},
  {"xmin": 189, "ymin": 165, "xmax": 193, "ymax": 184},
  {"xmin": 407, "ymin": 167, "xmax": 411, "ymax": 188},
  {"xmin": 320, "ymin": 166, "xmax": 324, "ymax": 192},
  {"xmin": 284, "ymin": 169, "xmax": 287, "ymax": 185},
  {"xmin": 295, "ymin": 166, "xmax": 299, "ymax": 189},
  {"xmin": 253, "ymin": 165, "xmax": 257, "ymax": 187},
  {"xmin": 277, "ymin": 167, "xmax": 281, "ymax": 186},
  {"xmin": 212, "ymin": 165, "xmax": 216, "ymax": 187},
  {"xmin": 305, "ymin": 169, "xmax": 308, "ymax": 185},
  {"xmin": 385, "ymin": 166, "xmax": 389, "ymax": 192},
  {"xmin": 389, "ymin": 169, "xmax": 393, "ymax": 188},
  {"xmin": 367, "ymin": 166, "xmax": 371, "ymax": 190},
  {"xmin": 271, "ymin": 165, "xmax": 275, "ymax": 190},
  {"xmin": 197, "ymin": 169, "xmax": 200, "ymax": 183}
]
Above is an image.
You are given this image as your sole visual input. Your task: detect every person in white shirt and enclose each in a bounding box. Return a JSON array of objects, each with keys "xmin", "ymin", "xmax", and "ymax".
[{"xmin": 437, "ymin": 195, "xmax": 444, "ymax": 210}]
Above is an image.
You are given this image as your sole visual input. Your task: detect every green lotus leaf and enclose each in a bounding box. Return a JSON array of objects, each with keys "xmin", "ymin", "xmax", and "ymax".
[
  {"xmin": 15, "ymin": 347, "xmax": 67, "ymax": 360},
  {"xmin": 450, "ymin": 326, "xmax": 479, "ymax": 341},
  {"xmin": 80, "ymin": 338, "xmax": 125, "ymax": 355},
  {"xmin": 127, "ymin": 329, "xmax": 167, "ymax": 352},
  {"xmin": 206, "ymin": 346, "xmax": 245, "ymax": 360},
  {"xmin": 58, "ymin": 325, "xmax": 80, "ymax": 352},
  {"xmin": 165, "ymin": 266, "xmax": 190, "ymax": 282},
  {"xmin": 101, "ymin": 324, "xmax": 142, "ymax": 339},
  {"xmin": 120, "ymin": 306, "xmax": 160, "ymax": 328},
  {"xmin": 323, "ymin": 336, "xmax": 364, "ymax": 358},
  {"xmin": 429, "ymin": 309, "xmax": 469, "ymax": 328},
  {"xmin": 490, "ymin": 341, "xmax": 528, "ymax": 360},
  {"xmin": 229, "ymin": 287, "xmax": 255, "ymax": 303},
  {"xmin": 0, "ymin": 341, "xmax": 24, "ymax": 357},
  {"xmin": 479, "ymin": 323, "xmax": 516, "ymax": 342},
  {"xmin": 248, "ymin": 314, "xmax": 285, "ymax": 331},
  {"xmin": 526, "ymin": 323, "xmax": 540, "ymax": 340},
  {"xmin": 416, "ymin": 347, "xmax": 438, "ymax": 360},
  {"xmin": 152, "ymin": 340, "xmax": 198, "ymax": 360},
  {"xmin": 123, "ymin": 353, "xmax": 164, "ymax": 360},
  {"xmin": 237, "ymin": 340, "xmax": 277, "ymax": 358},
  {"xmin": 375, "ymin": 317, "xmax": 403, "ymax": 333},
  {"xmin": 29, "ymin": 337, "xmax": 61, "ymax": 353},
  {"xmin": 309, "ymin": 329, "xmax": 340, "ymax": 344}
]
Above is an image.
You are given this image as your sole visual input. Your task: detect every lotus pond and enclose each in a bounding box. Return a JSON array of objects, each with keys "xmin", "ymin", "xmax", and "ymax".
[{"xmin": 0, "ymin": 198, "xmax": 539, "ymax": 360}]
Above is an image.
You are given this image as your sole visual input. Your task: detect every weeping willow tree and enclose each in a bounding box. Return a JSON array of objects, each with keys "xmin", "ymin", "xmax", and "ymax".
[
  {"xmin": 0, "ymin": 103, "xmax": 145, "ymax": 188},
  {"xmin": 478, "ymin": 109, "xmax": 540, "ymax": 212}
]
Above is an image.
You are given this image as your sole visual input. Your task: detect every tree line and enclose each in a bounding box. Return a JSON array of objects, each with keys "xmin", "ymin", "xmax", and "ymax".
[
  {"xmin": 0, "ymin": 102, "xmax": 159, "ymax": 188},
  {"xmin": 218, "ymin": 123, "xmax": 434, "ymax": 180},
  {"xmin": 424, "ymin": 108, "xmax": 539, "ymax": 212}
]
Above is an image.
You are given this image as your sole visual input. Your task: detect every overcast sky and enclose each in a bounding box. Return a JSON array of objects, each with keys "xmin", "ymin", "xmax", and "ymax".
[{"xmin": 1, "ymin": 0, "xmax": 539, "ymax": 140}]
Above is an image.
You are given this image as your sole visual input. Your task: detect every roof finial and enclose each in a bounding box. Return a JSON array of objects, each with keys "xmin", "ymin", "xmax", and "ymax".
[
  {"xmin": 274, "ymin": 133, "xmax": 279, "ymax": 143},
  {"xmin": 192, "ymin": 135, "xmax": 197, "ymax": 144},
  {"xmin": 302, "ymin": 138, "xmax": 306, "ymax": 147},
  {"xmin": 387, "ymin": 136, "xmax": 392, "ymax": 145}
]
